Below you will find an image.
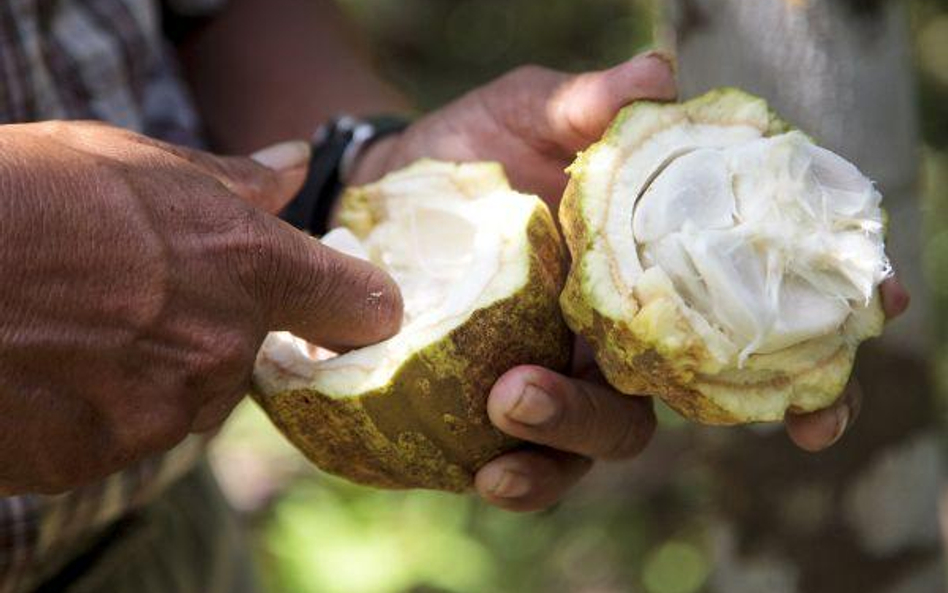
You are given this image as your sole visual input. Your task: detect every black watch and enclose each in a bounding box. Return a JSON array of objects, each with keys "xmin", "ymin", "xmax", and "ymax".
[{"xmin": 278, "ymin": 115, "xmax": 410, "ymax": 236}]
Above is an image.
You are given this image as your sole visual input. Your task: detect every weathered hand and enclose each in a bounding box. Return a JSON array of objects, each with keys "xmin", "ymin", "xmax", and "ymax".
[
  {"xmin": 475, "ymin": 345, "xmax": 655, "ymax": 512},
  {"xmin": 0, "ymin": 121, "xmax": 402, "ymax": 494},
  {"xmin": 475, "ymin": 278, "xmax": 908, "ymax": 512},
  {"xmin": 350, "ymin": 52, "xmax": 677, "ymax": 207}
]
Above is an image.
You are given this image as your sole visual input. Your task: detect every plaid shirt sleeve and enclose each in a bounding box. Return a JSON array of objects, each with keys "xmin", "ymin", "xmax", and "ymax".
[
  {"xmin": 0, "ymin": 437, "xmax": 207, "ymax": 593},
  {"xmin": 0, "ymin": 0, "xmax": 229, "ymax": 591}
]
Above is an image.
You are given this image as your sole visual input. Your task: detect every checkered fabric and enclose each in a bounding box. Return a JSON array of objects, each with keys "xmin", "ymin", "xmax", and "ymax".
[
  {"xmin": 0, "ymin": 1, "xmax": 227, "ymax": 591},
  {"xmin": 0, "ymin": 0, "xmax": 222, "ymax": 146}
]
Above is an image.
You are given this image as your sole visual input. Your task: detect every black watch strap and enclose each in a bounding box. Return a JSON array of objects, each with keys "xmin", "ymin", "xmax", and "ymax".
[{"xmin": 278, "ymin": 115, "xmax": 409, "ymax": 236}]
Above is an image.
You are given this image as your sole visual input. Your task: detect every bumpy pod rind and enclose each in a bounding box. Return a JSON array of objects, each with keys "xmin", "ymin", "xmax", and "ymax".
[
  {"xmin": 254, "ymin": 202, "xmax": 571, "ymax": 490},
  {"xmin": 559, "ymin": 88, "xmax": 884, "ymax": 425}
]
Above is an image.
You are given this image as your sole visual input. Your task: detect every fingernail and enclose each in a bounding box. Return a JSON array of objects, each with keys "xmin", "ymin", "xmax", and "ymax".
[
  {"xmin": 828, "ymin": 404, "xmax": 850, "ymax": 446},
  {"xmin": 489, "ymin": 469, "xmax": 531, "ymax": 499},
  {"xmin": 642, "ymin": 49, "xmax": 677, "ymax": 73},
  {"xmin": 882, "ymin": 278, "xmax": 910, "ymax": 319},
  {"xmin": 250, "ymin": 140, "xmax": 310, "ymax": 172},
  {"xmin": 507, "ymin": 384, "xmax": 558, "ymax": 426}
]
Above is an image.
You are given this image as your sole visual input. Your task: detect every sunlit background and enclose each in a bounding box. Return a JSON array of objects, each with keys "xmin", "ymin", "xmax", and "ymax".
[{"xmin": 211, "ymin": 1, "xmax": 948, "ymax": 592}]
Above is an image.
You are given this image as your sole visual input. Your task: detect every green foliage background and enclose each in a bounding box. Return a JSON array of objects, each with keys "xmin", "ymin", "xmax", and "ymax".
[{"xmin": 211, "ymin": 1, "xmax": 948, "ymax": 592}]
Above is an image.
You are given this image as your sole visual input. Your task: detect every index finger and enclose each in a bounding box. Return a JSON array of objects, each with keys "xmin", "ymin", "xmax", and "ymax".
[{"xmin": 249, "ymin": 215, "xmax": 404, "ymax": 348}]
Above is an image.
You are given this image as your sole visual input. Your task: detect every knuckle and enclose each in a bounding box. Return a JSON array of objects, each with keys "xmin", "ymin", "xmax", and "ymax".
[
  {"xmin": 189, "ymin": 330, "xmax": 256, "ymax": 379},
  {"xmin": 504, "ymin": 64, "xmax": 553, "ymax": 85},
  {"xmin": 179, "ymin": 330, "xmax": 256, "ymax": 417},
  {"xmin": 633, "ymin": 55, "xmax": 676, "ymax": 87},
  {"xmin": 39, "ymin": 119, "xmax": 106, "ymax": 140},
  {"xmin": 228, "ymin": 210, "xmax": 282, "ymax": 302},
  {"xmin": 34, "ymin": 119, "xmax": 71, "ymax": 139},
  {"xmin": 571, "ymin": 381, "xmax": 603, "ymax": 440},
  {"xmin": 111, "ymin": 399, "xmax": 192, "ymax": 457},
  {"xmin": 191, "ymin": 384, "xmax": 247, "ymax": 432},
  {"xmin": 264, "ymin": 233, "xmax": 348, "ymax": 329},
  {"xmin": 283, "ymin": 242, "xmax": 335, "ymax": 313},
  {"xmin": 223, "ymin": 161, "xmax": 274, "ymax": 203},
  {"xmin": 310, "ymin": 242, "xmax": 342, "ymax": 289},
  {"xmin": 559, "ymin": 97, "xmax": 598, "ymax": 145},
  {"xmin": 104, "ymin": 125, "xmax": 150, "ymax": 147},
  {"xmin": 220, "ymin": 331, "xmax": 258, "ymax": 368},
  {"xmin": 488, "ymin": 64, "xmax": 567, "ymax": 154},
  {"xmin": 601, "ymin": 399, "xmax": 655, "ymax": 459}
]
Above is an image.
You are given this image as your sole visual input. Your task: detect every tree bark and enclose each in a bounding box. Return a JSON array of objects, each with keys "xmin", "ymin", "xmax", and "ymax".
[{"xmin": 664, "ymin": 1, "xmax": 945, "ymax": 591}]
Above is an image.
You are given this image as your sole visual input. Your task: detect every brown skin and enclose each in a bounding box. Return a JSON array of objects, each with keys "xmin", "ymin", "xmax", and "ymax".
[{"xmin": 0, "ymin": 122, "xmax": 402, "ymax": 494}]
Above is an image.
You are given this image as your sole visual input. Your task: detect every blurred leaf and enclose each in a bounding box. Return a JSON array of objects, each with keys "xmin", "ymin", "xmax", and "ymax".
[
  {"xmin": 335, "ymin": 0, "xmax": 659, "ymax": 109},
  {"xmin": 264, "ymin": 482, "xmax": 496, "ymax": 593},
  {"xmin": 642, "ymin": 540, "xmax": 709, "ymax": 593}
]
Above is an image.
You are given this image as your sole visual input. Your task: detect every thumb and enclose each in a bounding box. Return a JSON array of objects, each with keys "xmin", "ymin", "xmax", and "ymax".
[
  {"xmin": 245, "ymin": 141, "xmax": 311, "ymax": 213},
  {"xmin": 114, "ymin": 132, "xmax": 311, "ymax": 214},
  {"xmin": 253, "ymin": 217, "xmax": 404, "ymax": 348},
  {"xmin": 550, "ymin": 52, "xmax": 677, "ymax": 153},
  {"xmin": 179, "ymin": 140, "xmax": 311, "ymax": 214}
]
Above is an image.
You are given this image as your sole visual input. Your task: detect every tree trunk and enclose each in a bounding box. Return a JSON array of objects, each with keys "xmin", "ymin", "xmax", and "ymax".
[{"xmin": 664, "ymin": 1, "xmax": 945, "ymax": 591}]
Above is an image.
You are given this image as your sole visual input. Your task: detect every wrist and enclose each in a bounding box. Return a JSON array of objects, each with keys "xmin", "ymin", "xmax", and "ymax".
[{"xmin": 345, "ymin": 133, "xmax": 401, "ymax": 187}]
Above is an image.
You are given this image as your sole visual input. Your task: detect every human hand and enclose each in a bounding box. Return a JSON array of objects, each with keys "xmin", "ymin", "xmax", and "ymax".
[
  {"xmin": 349, "ymin": 51, "xmax": 677, "ymax": 207},
  {"xmin": 473, "ymin": 278, "xmax": 909, "ymax": 513},
  {"xmin": 475, "ymin": 346, "xmax": 655, "ymax": 512},
  {"xmin": 473, "ymin": 278, "xmax": 908, "ymax": 512},
  {"xmin": 0, "ymin": 121, "xmax": 402, "ymax": 494}
]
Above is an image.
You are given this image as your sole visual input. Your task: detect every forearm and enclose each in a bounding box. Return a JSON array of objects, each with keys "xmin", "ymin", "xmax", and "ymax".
[{"xmin": 176, "ymin": 0, "xmax": 409, "ymax": 154}]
